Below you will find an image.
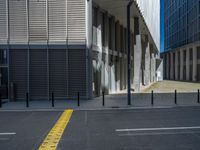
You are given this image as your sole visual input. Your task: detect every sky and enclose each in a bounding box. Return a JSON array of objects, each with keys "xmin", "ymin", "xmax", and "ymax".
[{"xmin": 160, "ymin": 0, "xmax": 164, "ymax": 52}]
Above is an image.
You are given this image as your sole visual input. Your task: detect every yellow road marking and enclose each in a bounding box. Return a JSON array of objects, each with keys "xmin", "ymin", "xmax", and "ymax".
[{"xmin": 38, "ymin": 109, "xmax": 73, "ymax": 150}]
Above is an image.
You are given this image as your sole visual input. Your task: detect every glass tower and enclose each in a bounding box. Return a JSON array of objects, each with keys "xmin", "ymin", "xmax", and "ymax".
[{"xmin": 165, "ymin": 0, "xmax": 200, "ymax": 51}]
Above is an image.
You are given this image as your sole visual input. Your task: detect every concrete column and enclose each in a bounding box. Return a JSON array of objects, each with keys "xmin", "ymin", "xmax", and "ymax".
[
  {"xmin": 144, "ymin": 42, "xmax": 150, "ymax": 85},
  {"xmin": 175, "ymin": 51, "xmax": 178, "ymax": 80},
  {"xmin": 166, "ymin": 53, "xmax": 169, "ymax": 79},
  {"xmin": 186, "ymin": 48, "xmax": 190, "ymax": 80},
  {"xmin": 104, "ymin": 12, "xmax": 109, "ymax": 94},
  {"xmin": 193, "ymin": 46, "xmax": 197, "ymax": 81},
  {"xmin": 180, "ymin": 49, "xmax": 184, "ymax": 80},
  {"xmin": 151, "ymin": 53, "xmax": 156, "ymax": 82},
  {"xmin": 96, "ymin": 8, "xmax": 102, "ymax": 96},
  {"xmin": 133, "ymin": 35, "xmax": 142, "ymax": 92},
  {"xmin": 170, "ymin": 52, "xmax": 174, "ymax": 80}
]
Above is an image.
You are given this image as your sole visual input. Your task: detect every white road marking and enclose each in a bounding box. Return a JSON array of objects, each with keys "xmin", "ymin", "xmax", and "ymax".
[
  {"xmin": 118, "ymin": 131, "xmax": 200, "ymax": 136},
  {"xmin": 0, "ymin": 133, "xmax": 16, "ymax": 135},
  {"xmin": 116, "ymin": 126, "xmax": 200, "ymax": 132}
]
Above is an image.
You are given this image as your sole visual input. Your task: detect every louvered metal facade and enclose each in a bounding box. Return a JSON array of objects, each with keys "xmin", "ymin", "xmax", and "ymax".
[
  {"xmin": 0, "ymin": 0, "xmax": 8, "ymax": 44},
  {"xmin": 29, "ymin": 49, "xmax": 48, "ymax": 99},
  {"xmin": 49, "ymin": 49, "xmax": 68, "ymax": 99},
  {"xmin": 29, "ymin": 0, "xmax": 47, "ymax": 43},
  {"xmin": 48, "ymin": 0, "xmax": 67, "ymax": 43},
  {"xmin": 0, "ymin": 0, "xmax": 88, "ymax": 100},
  {"xmin": 67, "ymin": 0, "xmax": 86, "ymax": 45},
  {"xmin": 0, "ymin": 0, "xmax": 160, "ymax": 101},
  {"xmin": 9, "ymin": 49, "xmax": 28, "ymax": 100},
  {"xmin": 9, "ymin": 0, "xmax": 28, "ymax": 44}
]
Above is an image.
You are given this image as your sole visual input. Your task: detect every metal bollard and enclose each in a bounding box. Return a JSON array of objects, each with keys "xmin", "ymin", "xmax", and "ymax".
[
  {"xmin": 198, "ymin": 89, "xmax": 200, "ymax": 104},
  {"xmin": 151, "ymin": 90, "xmax": 154, "ymax": 106},
  {"xmin": 102, "ymin": 91, "xmax": 105, "ymax": 106},
  {"xmin": 77, "ymin": 92, "xmax": 80, "ymax": 107},
  {"xmin": 175, "ymin": 90, "xmax": 177, "ymax": 105},
  {"xmin": 26, "ymin": 92, "xmax": 29, "ymax": 108},
  {"xmin": 52, "ymin": 92, "xmax": 54, "ymax": 107},
  {"xmin": 0, "ymin": 94, "xmax": 2, "ymax": 108}
]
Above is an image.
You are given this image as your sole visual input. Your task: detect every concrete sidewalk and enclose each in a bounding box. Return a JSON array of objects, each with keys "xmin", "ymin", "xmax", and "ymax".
[{"xmin": 0, "ymin": 92, "xmax": 200, "ymax": 111}]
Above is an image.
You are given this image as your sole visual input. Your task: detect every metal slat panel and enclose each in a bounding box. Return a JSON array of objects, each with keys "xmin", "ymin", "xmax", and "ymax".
[
  {"xmin": 9, "ymin": 0, "xmax": 28, "ymax": 44},
  {"xmin": 30, "ymin": 49, "xmax": 48, "ymax": 99},
  {"xmin": 49, "ymin": 49, "xmax": 67, "ymax": 98},
  {"xmin": 48, "ymin": 0, "xmax": 67, "ymax": 44},
  {"xmin": 10, "ymin": 49, "xmax": 28, "ymax": 100},
  {"xmin": 29, "ymin": 0, "xmax": 47, "ymax": 43},
  {"xmin": 0, "ymin": 0, "xmax": 8, "ymax": 44},
  {"xmin": 68, "ymin": 49, "xmax": 86, "ymax": 97},
  {"xmin": 67, "ymin": 0, "xmax": 86, "ymax": 45}
]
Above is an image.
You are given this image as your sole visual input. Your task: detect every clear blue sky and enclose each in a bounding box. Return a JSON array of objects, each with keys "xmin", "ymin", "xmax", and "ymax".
[{"xmin": 160, "ymin": 0, "xmax": 164, "ymax": 52}]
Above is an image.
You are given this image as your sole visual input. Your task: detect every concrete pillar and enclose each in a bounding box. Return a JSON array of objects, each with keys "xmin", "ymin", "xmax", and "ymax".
[
  {"xmin": 151, "ymin": 53, "xmax": 156, "ymax": 82},
  {"xmin": 144, "ymin": 42, "xmax": 150, "ymax": 85},
  {"xmin": 170, "ymin": 52, "xmax": 174, "ymax": 80},
  {"xmin": 193, "ymin": 46, "xmax": 197, "ymax": 81},
  {"xmin": 104, "ymin": 12, "xmax": 109, "ymax": 94},
  {"xmin": 163, "ymin": 54, "xmax": 166, "ymax": 79},
  {"xmin": 97, "ymin": 8, "xmax": 102, "ymax": 96},
  {"xmin": 186, "ymin": 48, "xmax": 190, "ymax": 80},
  {"xmin": 166, "ymin": 53, "xmax": 169, "ymax": 79},
  {"xmin": 133, "ymin": 35, "xmax": 142, "ymax": 92},
  {"xmin": 110, "ymin": 17, "xmax": 116, "ymax": 93},
  {"xmin": 175, "ymin": 51, "xmax": 178, "ymax": 80},
  {"xmin": 180, "ymin": 49, "xmax": 184, "ymax": 80}
]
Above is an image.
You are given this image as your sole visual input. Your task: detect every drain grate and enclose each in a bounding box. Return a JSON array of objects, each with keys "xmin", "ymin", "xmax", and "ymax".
[{"xmin": 111, "ymin": 106, "xmax": 120, "ymax": 108}]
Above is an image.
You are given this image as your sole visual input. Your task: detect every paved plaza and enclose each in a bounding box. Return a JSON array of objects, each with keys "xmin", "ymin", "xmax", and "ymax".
[{"xmin": 143, "ymin": 80, "xmax": 200, "ymax": 93}]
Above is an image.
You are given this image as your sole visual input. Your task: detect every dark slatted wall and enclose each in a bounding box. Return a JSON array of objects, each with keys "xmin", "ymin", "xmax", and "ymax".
[
  {"xmin": 10, "ymin": 49, "xmax": 28, "ymax": 100},
  {"xmin": 49, "ymin": 49, "xmax": 67, "ymax": 98}
]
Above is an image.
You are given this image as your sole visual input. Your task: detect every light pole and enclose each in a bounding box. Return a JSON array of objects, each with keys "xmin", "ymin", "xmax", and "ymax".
[{"xmin": 127, "ymin": 0, "xmax": 133, "ymax": 105}]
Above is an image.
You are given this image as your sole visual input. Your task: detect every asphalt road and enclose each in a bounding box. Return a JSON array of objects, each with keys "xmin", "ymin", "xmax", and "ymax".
[
  {"xmin": 59, "ymin": 107, "xmax": 200, "ymax": 150},
  {"xmin": 0, "ymin": 111, "xmax": 62, "ymax": 150},
  {"xmin": 1, "ymin": 107, "xmax": 200, "ymax": 150}
]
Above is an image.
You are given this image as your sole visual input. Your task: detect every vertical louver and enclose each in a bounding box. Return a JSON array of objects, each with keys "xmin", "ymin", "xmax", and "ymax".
[
  {"xmin": 9, "ymin": 0, "xmax": 28, "ymax": 44},
  {"xmin": 0, "ymin": 0, "xmax": 8, "ymax": 44},
  {"xmin": 29, "ymin": 0, "xmax": 47, "ymax": 43},
  {"xmin": 67, "ymin": 0, "xmax": 86, "ymax": 45},
  {"xmin": 10, "ymin": 49, "xmax": 28, "ymax": 100},
  {"xmin": 48, "ymin": 0, "xmax": 67, "ymax": 43}
]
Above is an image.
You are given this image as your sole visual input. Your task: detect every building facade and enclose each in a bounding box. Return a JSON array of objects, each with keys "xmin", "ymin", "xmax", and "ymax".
[
  {"xmin": 163, "ymin": 0, "xmax": 200, "ymax": 81},
  {"xmin": 0, "ymin": 0, "xmax": 160, "ymax": 100}
]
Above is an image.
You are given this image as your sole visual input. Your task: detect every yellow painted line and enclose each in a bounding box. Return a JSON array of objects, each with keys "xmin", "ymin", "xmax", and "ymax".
[{"xmin": 38, "ymin": 109, "xmax": 73, "ymax": 150}]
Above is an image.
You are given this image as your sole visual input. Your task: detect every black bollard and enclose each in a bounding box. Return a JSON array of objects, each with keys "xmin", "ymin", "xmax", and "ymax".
[
  {"xmin": 175, "ymin": 90, "xmax": 177, "ymax": 105},
  {"xmin": 151, "ymin": 90, "xmax": 154, "ymax": 106},
  {"xmin": 0, "ymin": 94, "xmax": 2, "ymax": 108},
  {"xmin": 52, "ymin": 92, "xmax": 54, "ymax": 107},
  {"xmin": 78, "ymin": 92, "xmax": 80, "ymax": 107},
  {"xmin": 26, "ymin": 92, "xmax": 29, "ymax": 107},
  {"xmin": 198, "ymin": 89, "xmax": 200, "ymax": 104},
  {"xmin": 102, "ymin": 91, "xmax": 105, "ymax": 106}
]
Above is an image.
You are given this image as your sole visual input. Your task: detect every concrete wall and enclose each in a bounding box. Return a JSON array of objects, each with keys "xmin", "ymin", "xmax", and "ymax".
[
  {"xmin": 136, "ymin": 0, "xmax": 160, "ymax": 49},
  {"xmin": 162, "ymin": 43, "xmax": 200, "ymax": 82},
  {"xmin": 91, "ymin": 1, "xmax": 159, "ymax": 96}
]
